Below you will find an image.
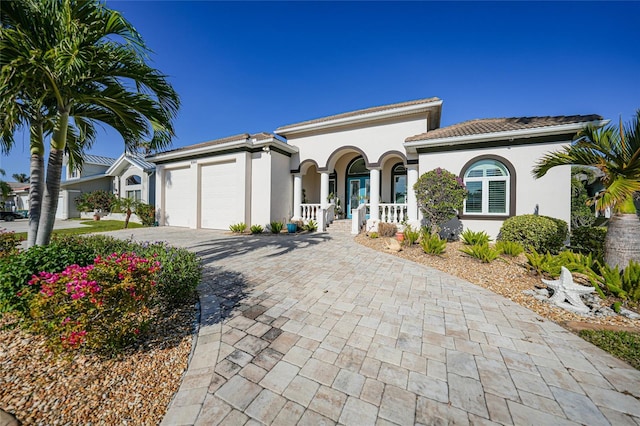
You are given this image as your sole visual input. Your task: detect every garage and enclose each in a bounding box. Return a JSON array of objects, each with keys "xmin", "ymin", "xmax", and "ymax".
[
  {"xmin": 199, "ymin": 161, "xmax": 238, "ymax": 229},
  {"xmin": 163, "ymin": 167, "xmax": 192, "ymax": 227}
]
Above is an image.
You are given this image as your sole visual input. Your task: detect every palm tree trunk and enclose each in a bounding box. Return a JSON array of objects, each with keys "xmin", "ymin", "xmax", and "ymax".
[
  {"xmin": 36, "ymin": 148, "xmax": 65, "ymax": 246},
  {"xmin": 27, "ymin": 153, "xmax": 44, "ymax": 247},
  {"xmin": 125, "ymin": 208, "xmax": 131, "ymax": 228},
  {"xmin": 27, "ymin": 122, "xmax": 45, "ymax": 248},
  {"xmin": 604, "ymin": 214, "xmax": 640, "ymax": 269}
]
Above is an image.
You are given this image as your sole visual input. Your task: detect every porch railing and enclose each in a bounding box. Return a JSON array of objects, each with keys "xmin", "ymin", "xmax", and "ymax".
[
  {"xmin": 379, "ymin": 203, "xmax": 408, "ymax": 224},
  {"xmin": 300, "ymin": 203, "xmax": 335, "ymax": 231},
  {"xmin": 300, "ymin": 204, "xmax": 321, "ymax": 222},
  {"xmin": 351, "ymin": 203, "xmax": 367, "ymax": 234}
]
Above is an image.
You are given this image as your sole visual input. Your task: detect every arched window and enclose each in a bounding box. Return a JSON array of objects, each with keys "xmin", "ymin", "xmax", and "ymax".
[
  {"xmin": 463, "ymin": 159, "xmax": 511, "ymax": 215},
  {"xmin": 392, "ymin": 163, "xmax": 407, "ymax": 203},
  {"xmin": 347, "ymin": 157, "xmax": 368, "ymax": 175},
  {"xmin": 126, "ymin": 175, "xmax": 142, "ymax": 185}
]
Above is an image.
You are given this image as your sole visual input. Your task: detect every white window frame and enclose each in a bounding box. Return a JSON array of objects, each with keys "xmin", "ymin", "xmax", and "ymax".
[{"xmin": 463, "ymin": 160, "xmax": 510, "ymax": 216}]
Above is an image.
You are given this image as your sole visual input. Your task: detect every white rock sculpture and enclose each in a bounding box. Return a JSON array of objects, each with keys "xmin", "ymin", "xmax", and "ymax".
[{"xmin": 542, "ymin": 266, "xmax": 595, "ymax": 314}]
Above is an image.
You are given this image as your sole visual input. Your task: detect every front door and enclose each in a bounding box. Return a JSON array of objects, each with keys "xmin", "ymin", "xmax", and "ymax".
[{"xmin": 347, "ymin": 177, "xmax": 370, "ymax": 218}]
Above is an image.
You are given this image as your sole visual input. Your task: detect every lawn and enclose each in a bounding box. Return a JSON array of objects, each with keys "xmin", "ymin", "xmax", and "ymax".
[{"xmin": 14, "ymin": 220, "xmax": 142, "ymax": 239}]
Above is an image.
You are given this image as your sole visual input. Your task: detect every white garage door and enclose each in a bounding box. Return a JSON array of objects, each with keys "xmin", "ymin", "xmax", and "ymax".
[
  {"xmin": 164, "ymin": 167, "xmax": 192, "ymax": 227},
  {"xmin": 200, "ymin": 161, "xmax": 238, "ymax": 229}
]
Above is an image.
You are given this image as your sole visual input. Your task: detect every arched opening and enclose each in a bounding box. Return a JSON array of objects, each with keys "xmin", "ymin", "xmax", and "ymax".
[
  {"xmin": 391, "ymin": 163, "xmax": 407, "ymax": 204},
  {"xmin": 346, "ymin": 156, "xmax": 370, "ymax": 218}
]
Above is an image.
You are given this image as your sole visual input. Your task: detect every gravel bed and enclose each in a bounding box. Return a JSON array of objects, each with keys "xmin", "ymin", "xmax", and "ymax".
[
  {"xmin": 0, "ymin": 301, "xmax": 195, "ymax": 425},
  {"xmin": 355, "ymin": 234, "xmax": 640, "ymax": 330}
]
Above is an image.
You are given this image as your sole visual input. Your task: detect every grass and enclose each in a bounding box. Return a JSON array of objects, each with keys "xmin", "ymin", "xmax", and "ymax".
[
  {"xmin": 14, "ymin": 220, "xmax": 142, "ymax": 239},
  {"xmin": 578, "ymin": 329, "xmax": 640, "ymax": 370}
]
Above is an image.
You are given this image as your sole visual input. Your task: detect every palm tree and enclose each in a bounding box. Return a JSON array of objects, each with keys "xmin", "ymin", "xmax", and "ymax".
[
  {"xmin": 1, "ymin": 0, "xmax": 179, "ymax": 246},
  {"xmin": 12, "ymin": 173, "xmax": 29, "ymax": 183},
  {"xmin": 533, "ymin": 111, "xmax": 640, "ymax": 269},
  {"xmin": 0, "ymin": 168, "xmax": 11, "ymax": 201},
  {"xmin": 112, "ymin": 196, "xmax": 139, "ymax": 229}
]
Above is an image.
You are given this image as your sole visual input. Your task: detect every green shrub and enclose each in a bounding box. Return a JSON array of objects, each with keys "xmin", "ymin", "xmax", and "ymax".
[
  {"xmin": 250, "ymin": 224, "xmax": 264, "ymax": 234},
  {"xmin": 621, "ymin": 260, "xmax": 640, "ymax": 301},
  {"xmin": 459, "ymin": 244, "xmax": 499, "ymax": 263},
  {"xmin": 420, "ymin": 233, "xmax": 446, "ymax": 255},
  {"xmin": 269, "ymin": 221, "xmax": 284, "ymax": 234},
  {"xmin": 0, "ymin": 228, "xmax": 22, "ymax": 257},
  {"xmin": 570, "ymin": 226, "xmax": 606, "ymax": 262},
  {"xmin": 369, "ymin": 232, "xmax": 379, "ymax": 239},
  {"xmin": 498, "ymin": 214, "xmax": 567, "ymax": 253},
  {"xmin": 378, "ymin": 222, "xmax": 397, "ymax": 237},
  {"xmin": 414, "ymin": 168, "xmax": 467, "ymax": 231},
  {"xmin": 460, "ymin": 229, "xmax": 491, "ymax": 245},
  {"xmin": 303, "ymin": 220, "xmax": 318, "ymax": 232},
  {"xmin": 403, "ymin": 225, "xmax": 420, "ymax": 245},
  {"xmin": 229, "ymin": 223, "xmax": 246, "ymax": 233},
  {"xmin": 25, "ymin": 252, "xmax": 159, "ymax": 355},
  {"xmin": 599, "ymin": 265, "xmax": 628, "ymax": 299},
  {"xmin": 137, "ymin": 242, "xmax": 201, "ymax": 306},
  {"xmin": 74, "ymin": 190, "xmax": 117, "ymax": 213},
  {"xmin": 495, "ymin": 240, "xmax": 524, "ymax": 257},
  {"xmin": 135, "ymin": 202, "xmax": 156, "ymax": 226}
]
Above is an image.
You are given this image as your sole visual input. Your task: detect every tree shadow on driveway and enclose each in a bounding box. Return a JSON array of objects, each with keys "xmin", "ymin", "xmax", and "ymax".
[{"xmin": 190, "ymin": 232, "xmax": 333, "ymax": 264}]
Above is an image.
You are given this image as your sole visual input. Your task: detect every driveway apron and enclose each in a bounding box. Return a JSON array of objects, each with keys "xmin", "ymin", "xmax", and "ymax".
[{"xmin": 103, "ymin": 227, "xmax": 640, "ymax": 425}]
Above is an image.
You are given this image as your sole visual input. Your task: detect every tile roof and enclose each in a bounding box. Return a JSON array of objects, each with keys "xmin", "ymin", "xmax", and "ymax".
[
  {"xmin": 84, "ymin": 154, "xmax": 117, "ymax": 166},
  {"xmin": 406, "ymin": 114, "xmax": 603, "ymax": 142},
  {"xmin": 155, "ymin": 132, "xmax": 277, "ymax": 155},
  {"xmin": 276, "ymin": 97, "xmax": 441, "ymax": 132}
]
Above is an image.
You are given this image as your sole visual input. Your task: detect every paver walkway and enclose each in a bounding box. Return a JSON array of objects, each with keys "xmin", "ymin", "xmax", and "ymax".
[{"xmin": 104, "ymin": 227, "xmax": 640, "ymax": 425}]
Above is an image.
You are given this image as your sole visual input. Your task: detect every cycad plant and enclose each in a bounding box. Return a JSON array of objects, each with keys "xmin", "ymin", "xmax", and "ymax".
[{"xmin": 533, "ymin": 111, "xmax": 640, "ymax": 269}]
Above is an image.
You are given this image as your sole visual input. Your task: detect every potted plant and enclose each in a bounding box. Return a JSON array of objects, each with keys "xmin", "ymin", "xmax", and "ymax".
[
  {"xmin": 93, "ymin": 209, "xmax": 101, "ymax": 221},
  {"xmin": 286, "ymin": 222, "xmax": 297, "ymax": 233}
]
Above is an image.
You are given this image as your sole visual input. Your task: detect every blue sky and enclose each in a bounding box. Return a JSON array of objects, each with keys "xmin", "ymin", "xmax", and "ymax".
[{"xmin": 2, "ymin": 1, "xmax": 639, "ymax": 179}]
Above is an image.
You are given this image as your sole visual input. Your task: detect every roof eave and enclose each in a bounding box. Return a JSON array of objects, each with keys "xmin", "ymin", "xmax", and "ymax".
[
  {"xmin": 147, "ymin": 137, "xmax": 298, "ymax": 163},
  {"xmin": 403, "ymin": 119, "xmax": 610, "ymax": 153},
  {"xmin": 276, "ymin": 100, "xmax": 443, "ymax": 136}
]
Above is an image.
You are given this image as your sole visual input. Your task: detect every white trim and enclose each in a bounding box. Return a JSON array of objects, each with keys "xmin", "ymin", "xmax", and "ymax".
[
  {"xmin": 147, "ymin": 138, "xmax": 298, "ymax": 163},
  {"xmin": 276, "ymin": 100, "xmax": 443, "ymax": 136},
  {"xmin": 403, "ymin": 120, "xmax": 610, "ymax": 152}
]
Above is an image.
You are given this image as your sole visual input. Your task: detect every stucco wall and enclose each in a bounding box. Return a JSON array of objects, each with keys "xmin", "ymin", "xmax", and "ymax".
[
  {"xmin": 251, "ymin": 151, "xmax": 272, "ymax": 227},
  {"xmin": 418, "ymin": 141, "xmax": 572, "ymax": 239},
  {"xmin": 289, "ymin": 115, "xmax": 427, "ymax": 170},
  {"xmin": 270, "ymin": 151, "xmax": 293, "ymax": 223}
]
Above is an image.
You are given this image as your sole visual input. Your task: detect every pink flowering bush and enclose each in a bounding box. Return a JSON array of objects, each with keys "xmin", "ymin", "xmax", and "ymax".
[{"xmin": 26, "ymin": 252, "xmax": 161, "ymax": 354}]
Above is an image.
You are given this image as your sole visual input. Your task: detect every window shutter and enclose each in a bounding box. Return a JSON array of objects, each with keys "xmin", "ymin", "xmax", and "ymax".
[
  {"xmin": 465, "ymin": 181, "xmax": 482, "ymax": 213},
  {"xmin": 488, "ymin": 180, "xmax": 506, "ymax": 213}
]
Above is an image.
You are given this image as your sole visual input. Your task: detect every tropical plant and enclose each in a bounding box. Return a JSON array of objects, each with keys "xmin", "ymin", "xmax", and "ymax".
[
  {"xmin": 494, "ymin": 240, "xmax": 524, "ymax": 257},
  {"xmin": 403, "ymin": 224, "xmax": 420, "ymax": 245},
  {"xmin": 1, "ymin": 0, "xmax": 179, "ymax": 247},
  {"xmin": 460, "ymin": 229, "xmax": 492, "ymax": 245},
  {"xmin": 112, "ymin": 196, "xmax": 139, "ymax": 229},
  {"xmin": 420, "ymin": 233, "xmax": 446, "ymax": 255},
  {"xmin": 135, "ymin": 202, "xmax": 156, "ymax": 227},
  {"xmin": 533, "ymin": 111, "xmax": 640, "ymax": 268},
  {"xmin": 0, "ymin": 168, "xmax": 11, "ymax": 199},
  {"xmin": 269, "ymin": 221, "xmax": 283, "ymax": 234},
  {"xmin": 413, "ymin": 168, "xmax": 467, "ymax": 233},
  {"xmin": 12, "ymin": 173, "xmax": 29, "ymax": 183},
  {"xmin": 571, "ymin": 167, "xmax": 597, "ymax": 228},
  {"xmin": 250, "ymin": 224, "xmax": 264, "ymax": 234},
  {"xmin": 459, "ymin": 243, "xmax": 500, "ymax": 263},
  {"xmin": 303, "ymin": 220, "xmax": 318, "ymax": 232},
  {"xmin": 229, "ymin": 223, "xmax": 246, "ymax": 233},
  {"xmin": 571, "ymin": 226, "xmax": 607, "ymax": 262}
]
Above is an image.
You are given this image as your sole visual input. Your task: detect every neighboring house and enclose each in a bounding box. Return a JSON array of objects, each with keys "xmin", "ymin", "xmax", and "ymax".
[
  {"xmin": 148, "ymin": 97, "xmax": 606, "ymax": 238},
  {"xmin": 2, "ymin": 182, "xmax": 30, "ymax": 212},
  {"xmin": 105, "ymin": 152, "xmax": 156, "ymax": 206},
  {"xmin": 58, "ymin": 153, "xmax": 155, "ymax": 220},
  {"xmin": 58, "ymin": 154, "xmax": 116, "ymax": 219}
]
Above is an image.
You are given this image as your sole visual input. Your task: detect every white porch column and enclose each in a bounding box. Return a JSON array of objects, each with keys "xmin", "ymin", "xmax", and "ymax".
[
  {"xmin": 407, "ymin": 163, "xmax": 419, "ymax": 222},
  {"xmin": 369, "ymin": 167, "xmax": 380, "ymax": 221},
  {"xmin": 292, "ymin": 173, "xmax": 302, "ymax": 220},
  {"xmin": 320, "ymin": 172, "xmax": 330, "ymax": 209}
]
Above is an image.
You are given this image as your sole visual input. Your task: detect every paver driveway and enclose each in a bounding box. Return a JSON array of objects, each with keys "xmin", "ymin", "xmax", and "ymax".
[{"xmin": 104, "ymin": 227, "xmax": 640, "ymax": 425}]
